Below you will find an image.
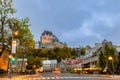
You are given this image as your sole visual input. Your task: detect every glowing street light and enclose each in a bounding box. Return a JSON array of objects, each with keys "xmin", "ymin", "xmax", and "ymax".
[
  {"xmin": 9, "ymin": 55, "xmax": 13, "ymax": 59},
  {"xmin": 8, "ymin": 30, "xmax": 18, "ymax": 69},
  {"xmin": 108, "ymin": 56, "xmax": 113, "ymax": 60},
  {"xmin": 11, "ymin": 31, "xmax": 18, "ymax": 54},
  {"xmin": 108, "ymin": 56, "xmax": 114, "ymax": 77},
  {"xmin": 13, "ymin": 31, "xmax": 18, "ymax": 36},
  {"xmin": 25, "ymin": 62, "xmax": 28, "ymax": 66}
]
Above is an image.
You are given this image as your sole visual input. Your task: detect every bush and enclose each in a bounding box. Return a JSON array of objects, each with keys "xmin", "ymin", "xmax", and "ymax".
[{"xmin": 70, "ymin": 70, "xmax": 74, "ymax": 73}]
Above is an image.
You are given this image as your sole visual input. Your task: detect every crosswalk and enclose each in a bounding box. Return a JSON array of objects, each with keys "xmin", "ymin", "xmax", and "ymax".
[{"xmin": 23, "ymin": 76, "xmax": 110, "ymax": 80}]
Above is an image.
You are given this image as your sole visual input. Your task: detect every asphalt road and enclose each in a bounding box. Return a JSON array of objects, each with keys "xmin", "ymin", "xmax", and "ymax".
[
  {"xmin": 0, "ymin": 73, "xmax": 119, "ymax": 80},
  {"xmin": 22, "ymin": 73, "xmax": 120, "ymax": 80}
]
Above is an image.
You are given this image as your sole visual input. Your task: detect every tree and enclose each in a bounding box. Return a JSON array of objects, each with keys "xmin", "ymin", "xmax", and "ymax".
[
  {"xmin": 99, "ymin": 43, "xmax": 116, "ymax": 73},
  {"xmin": 80, "ymin": 47, "xmax": 85, "ymax": 55},
  {"xmin": 0, "ymin": 0, "xmax": 17, "ymax": 56},
  {"xmin": 99, "ymin": 51, "xmax": 106, "ymax": 73},
  {"xmin": 70, "ymin": 48, "xmax": 77, "ymax": 59},
  {"xmin": 16, "ymin": 18, "xmax": 35, "ymax": 58},
  {"xmin": 62, "ymin": 46, "xmax": 71, "ymax": 58},
  {"xmin": 104, "ymin": 44, "xmax": 116, "ymax": 73},
  {"xmin": 117, "ymin": 52, "xmax": 120, "ymax": 74},
  {"xmin": 26, "ymin": 45, "xmax": 79, "ymax": 69},
  {"xmin": 32, "ymin": 56, "xmax": 42, "ymax": 68}
]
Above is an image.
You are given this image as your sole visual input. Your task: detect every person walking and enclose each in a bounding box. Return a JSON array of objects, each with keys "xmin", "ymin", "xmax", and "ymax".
[{"xmin": 7, "ymin": 69, "xmax": 12, "ymax": 79}]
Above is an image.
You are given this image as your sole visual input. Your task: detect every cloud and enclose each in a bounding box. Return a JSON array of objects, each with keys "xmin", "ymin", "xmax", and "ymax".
[{"xmin": 14, "ymin": 0, "xmax": 120, "ymax": 47}]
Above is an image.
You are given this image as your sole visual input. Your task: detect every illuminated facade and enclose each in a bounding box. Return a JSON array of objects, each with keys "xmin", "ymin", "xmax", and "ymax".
[
  {"xmin": 39, "ymin": 30, "xmax": 66, "ymax": 48},
  {"xmin": 41, "ymin": 30, "xmax": 56, "ymax": 44}
]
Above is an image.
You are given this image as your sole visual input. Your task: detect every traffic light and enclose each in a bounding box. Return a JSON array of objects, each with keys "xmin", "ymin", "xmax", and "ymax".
[{"xmin": 10, "ymin": 57, "xmax": 16, "ymax": 62}]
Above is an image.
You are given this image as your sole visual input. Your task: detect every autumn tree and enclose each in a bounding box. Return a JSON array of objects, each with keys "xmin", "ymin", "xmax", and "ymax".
[
  {"xmin": 16, "ymin": 18, "xmax": 35, "ymax": 58},
  {"xmin": 80, "ymin": 47, "xmax": 85, "ymax": 55},
  {"xmin": 0, "ymin": 0, "xmax": 20, "ymax": 56}
]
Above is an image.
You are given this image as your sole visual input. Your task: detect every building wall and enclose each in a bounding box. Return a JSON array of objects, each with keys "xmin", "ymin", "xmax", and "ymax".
[{"xmin": 82, "ymin": 40, "xmax": 113, "ymax": 68}]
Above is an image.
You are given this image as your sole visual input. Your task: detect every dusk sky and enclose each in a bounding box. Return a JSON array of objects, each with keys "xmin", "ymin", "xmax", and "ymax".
[{"xmin": 13, "ymin": 0, "xmax": 120, "ymax": 47}]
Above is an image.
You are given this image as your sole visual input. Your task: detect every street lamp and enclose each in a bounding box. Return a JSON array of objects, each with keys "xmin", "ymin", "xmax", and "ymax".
[
  {"xmin": 8, "ymin": 30, "xmax": 18, "ymax": 69},
  {"xmin": 108, "ymin": 56, "xmax": 114, "ymax": 77},
  {"xmin": 11, "ymin": 31, "xmax": 18, "ymax": 54},
  {"xmin": 14, "ymin": 31, "xmax": 18, "ymax": 36},
  {"xmin": 9, "ymin": 55, "xmax": 13, "ymax": 59},
  {"xmin": 25, "ymin": 62, "xmax": 28, "ymax": 66}
]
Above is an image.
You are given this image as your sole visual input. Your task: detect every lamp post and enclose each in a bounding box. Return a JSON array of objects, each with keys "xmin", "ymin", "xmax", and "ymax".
[
  {"xmin": 108, "ymin": 56, "xmax": 114, "ymax": 77},
  {"xmin": 8, "ymin": 30, "xmax": 18, "ymax": 69},
  {"xmin": 11, "ymin": 31, "xmax": 18, "ymax": 54}
]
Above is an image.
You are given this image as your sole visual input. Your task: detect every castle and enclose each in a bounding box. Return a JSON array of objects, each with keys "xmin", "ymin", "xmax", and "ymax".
[{"xmin": 39, "ymin": 30, "xmax": 66, "ymax": 48}]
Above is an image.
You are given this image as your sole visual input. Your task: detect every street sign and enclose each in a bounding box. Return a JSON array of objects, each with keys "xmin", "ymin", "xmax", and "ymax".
[{"xmin": 12, "ymin": 40, "xmax": 16, "ymax": 53}]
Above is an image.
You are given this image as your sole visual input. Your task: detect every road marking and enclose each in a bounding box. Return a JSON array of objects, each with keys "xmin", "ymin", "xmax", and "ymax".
[
  {"xmin": 46, "ymin": 77, "xmax": 50, "ymax": 79},
  {"xmin": 24, "ymin": 76, "xmax": 111, "ymax": 80}
]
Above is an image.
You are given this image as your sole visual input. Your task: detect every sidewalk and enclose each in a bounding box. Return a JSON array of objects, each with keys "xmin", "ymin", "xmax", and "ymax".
[
  {"xmin": 77, "ymin": 74, "xmax": 120, "ymax": 79},
  {"xmin": 0, "ymin": 74, "xmax": 30, "ymax": 80},
  {"xmin": 88, "ymin": 74, "xmax": 120, "ymax": 79},
  {"xmin": 109, "ymin": 75, "xmax": 120, "ymax": 78}
]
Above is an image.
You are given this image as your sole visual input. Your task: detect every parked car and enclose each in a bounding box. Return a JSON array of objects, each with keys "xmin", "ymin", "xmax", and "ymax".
[
  {"xmin": 52, "ymin": 68, "xmax": 61, "ymax": 74},
  {"xmin": 36, "ymin": 67, "xmax": 43, "ymax": 73}
]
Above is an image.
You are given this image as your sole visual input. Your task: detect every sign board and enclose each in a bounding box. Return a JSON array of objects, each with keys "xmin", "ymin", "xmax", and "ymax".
[
  {"xmin": 12, "ymin": 40, "xmax": 16, "ymax": 53},
  {"xmin": 42, "ymin": 60, "xmax": 57, "ymax": 64}
]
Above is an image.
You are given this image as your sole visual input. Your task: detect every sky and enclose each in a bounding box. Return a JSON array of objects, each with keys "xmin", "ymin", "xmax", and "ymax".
[{"xmin": 13, "ymin": 0, "xmax": 120, "ymax": 47}]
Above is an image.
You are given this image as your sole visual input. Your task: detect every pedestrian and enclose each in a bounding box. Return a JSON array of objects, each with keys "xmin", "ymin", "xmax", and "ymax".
[{"xmin": 7, "ymin": 69, "xmax": 12, "ymax": 79}]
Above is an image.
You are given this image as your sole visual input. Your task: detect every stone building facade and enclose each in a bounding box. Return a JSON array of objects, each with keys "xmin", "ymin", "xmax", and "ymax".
[
  {"xmin": 39, "ymin": 30, "xmax": 66, "ymax": 48},
  {"xmin": 82, "ymin": 39, "xmax": 114, "ymax": 68}
]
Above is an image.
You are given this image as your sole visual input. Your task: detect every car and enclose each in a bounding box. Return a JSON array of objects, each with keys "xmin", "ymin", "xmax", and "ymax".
[
  {"xmin": 52, "ymin": 68, "xmax": 61, "ymax": 74},
  {"xmin": 36, "ymin": 67, "xmax": 43, "ymax": 73}
]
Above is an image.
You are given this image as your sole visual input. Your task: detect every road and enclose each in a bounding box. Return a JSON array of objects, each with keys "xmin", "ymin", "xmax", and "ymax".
[
  {"xmin": 22, "ymin": 73, "xmax": 120, "ymax": 80},
  {"xmin": 0, "ymin": 73, "xmax": 120, "ymax": 80}
]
